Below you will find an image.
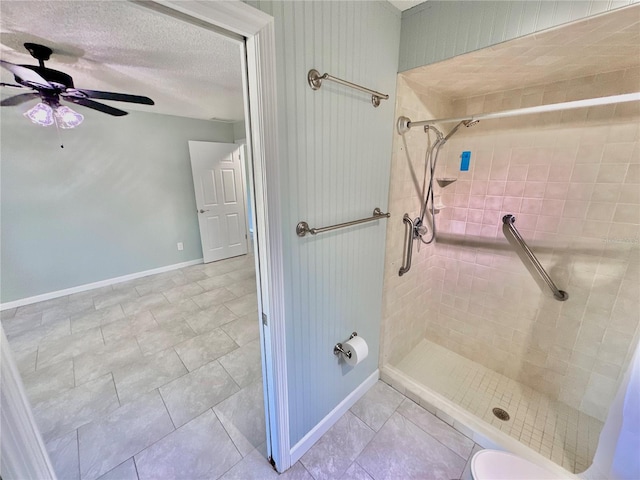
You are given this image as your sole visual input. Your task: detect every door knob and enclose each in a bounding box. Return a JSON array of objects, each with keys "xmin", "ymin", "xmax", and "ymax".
[{"xmin": 199, "ymin": 209, "xmax": 209, "ymax": 213}]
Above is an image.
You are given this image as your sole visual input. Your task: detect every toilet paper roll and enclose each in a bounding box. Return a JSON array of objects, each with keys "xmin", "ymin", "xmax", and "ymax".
[{"xmin": 343, "ymin": 336, "xmax": 368, "ymax": 367}]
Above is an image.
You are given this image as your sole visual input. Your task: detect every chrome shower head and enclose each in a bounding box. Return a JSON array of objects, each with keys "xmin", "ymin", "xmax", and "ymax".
[{"xmin": 440, "ymin": 118, "xmax": 480, "ymax": 145}]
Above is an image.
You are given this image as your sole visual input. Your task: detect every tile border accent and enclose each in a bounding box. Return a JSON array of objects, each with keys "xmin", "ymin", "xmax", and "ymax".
[
  {"xmin": 290, "ymin": 369, "xmax": 379, "ymax": 465},
  {"xmin": 0, "ymin": 259, "xmax": 204, "ymax": 311}
]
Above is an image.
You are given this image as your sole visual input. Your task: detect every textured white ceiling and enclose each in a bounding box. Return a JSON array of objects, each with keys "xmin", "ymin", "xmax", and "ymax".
[
  {"xmin": 388, "ymin": 1, "xmax": 426, "ymax": 12},
  {"xmin": 0, "ymin": 1, "xmax": 245, "ymax": 121},
  {"xmin": 402, "ymin": 5, "xmax": 640, "ymax": 100}
]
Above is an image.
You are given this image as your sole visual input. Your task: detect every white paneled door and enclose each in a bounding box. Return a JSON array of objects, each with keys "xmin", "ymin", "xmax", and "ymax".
[{"xmin": 188, "ymin": 141, "xmax": 248, "ymax": 263}]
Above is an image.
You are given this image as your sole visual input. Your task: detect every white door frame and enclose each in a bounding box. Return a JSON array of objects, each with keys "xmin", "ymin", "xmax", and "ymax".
[
  {"xmin": 1, "ymin": 328, "xmax": 57, "ymax": 479},
  {"xmin": 1, "ymin": 1, "xmax": 292, "ymax": 474},
  {"xmin": 135, "ymin": 1, "xmax": 292, "ymax": 471}
]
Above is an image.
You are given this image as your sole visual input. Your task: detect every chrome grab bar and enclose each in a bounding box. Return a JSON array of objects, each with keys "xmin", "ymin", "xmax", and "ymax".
[
  {"xmin": 308, "ymin": 69, "xmax": 389, "ymax": 108},
  {"xmin": 296, "ymin": 208, "xmax": 390, "ymax": 237},
  {"xmin": 502, "ymin": 215, "xmax": 568, "ymax": 301},
  {"xmin": 399, "ymin": 214, "xmax": 414, "ymax": 276}
]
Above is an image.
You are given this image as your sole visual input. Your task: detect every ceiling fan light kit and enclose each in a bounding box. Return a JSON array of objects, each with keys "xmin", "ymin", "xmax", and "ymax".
[
  {"xmin": 53, "ymin": 105, "xmax": 84, "ymax": 129},
  {"xmin": 2, "ymin": 42, "xmax": 154, "ymax": 130},
  {"xmin": 24, "ymin": 102, "xmax": 54, "ymax": 126},
  {"xmin": 24, "ymin": 102, "xmax": 84, "ymax": 129}
]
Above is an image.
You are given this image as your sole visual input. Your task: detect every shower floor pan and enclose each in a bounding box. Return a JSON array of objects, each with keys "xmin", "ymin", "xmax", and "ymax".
[{"xmin": 385, "ymin": 339, "xmax": 603, "ymax": 474}]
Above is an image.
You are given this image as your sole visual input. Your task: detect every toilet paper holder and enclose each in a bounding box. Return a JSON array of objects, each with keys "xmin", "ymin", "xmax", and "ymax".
[{"xmin": 334, "ymin": 332, "xmax": 358, "ymax": 358}]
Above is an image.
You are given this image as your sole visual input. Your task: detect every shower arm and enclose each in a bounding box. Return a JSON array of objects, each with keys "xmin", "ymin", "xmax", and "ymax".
[
  {"xmin": 417, "ymin": 121, "xmax": 467, "ymax": 228},
  {"xmin": 398, "ymin": 120, "xmax": 482, "ymax": 272}
]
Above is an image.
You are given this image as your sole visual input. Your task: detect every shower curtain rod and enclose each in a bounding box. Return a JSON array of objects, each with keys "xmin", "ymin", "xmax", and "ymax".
[{"xmin": 397, "ymin": 92, "xmax": 640, "ymax": 132}]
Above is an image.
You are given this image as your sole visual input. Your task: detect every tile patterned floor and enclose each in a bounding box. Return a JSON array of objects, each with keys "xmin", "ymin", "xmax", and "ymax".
[
  {"xmin": 4, "ymin": 257, "xmax": 484, "ymax": 479},
  {"xmin": 395, "ymin": 338, "xmax": 603, "ymax": 473},
  {"xmin": 298, "ymin": 381, "xmax": 481, "ymax": 480},
  {"xmin": 3, "ymin": 254, "xmax": 265, "ymax": 480}
]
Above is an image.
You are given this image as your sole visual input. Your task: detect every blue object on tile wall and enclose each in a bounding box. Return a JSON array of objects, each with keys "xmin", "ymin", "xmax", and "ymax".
[{"xmin": 461, "ymin": 151, "xmax": 471, "ymax": 171}]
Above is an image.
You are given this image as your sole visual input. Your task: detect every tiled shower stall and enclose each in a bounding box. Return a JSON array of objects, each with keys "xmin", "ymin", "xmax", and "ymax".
[{"xmin": 380, "ymin": 8, "xmax": 639, "ymax": 475}]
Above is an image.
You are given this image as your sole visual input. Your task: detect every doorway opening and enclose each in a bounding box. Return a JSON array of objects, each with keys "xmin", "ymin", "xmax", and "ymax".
[{"xmin": 3, "ymin": 0, "xmax": 286, "ymax": 476}]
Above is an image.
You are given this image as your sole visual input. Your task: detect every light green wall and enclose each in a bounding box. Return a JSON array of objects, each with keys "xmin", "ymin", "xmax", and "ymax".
[
  {"xmin": 0, "ymin": 107, "xmax": 234, "ymax": 303},
  {"xmin": 399, "ymin": 0, "xmax": 638, "ymax": 72},
  {"xmin": 248, "ymin": 0, "xmax": 401, "ymax": 446},
  {"xmin": 232, "ymin": 120, "xmax": 246, "ymax": 142}
]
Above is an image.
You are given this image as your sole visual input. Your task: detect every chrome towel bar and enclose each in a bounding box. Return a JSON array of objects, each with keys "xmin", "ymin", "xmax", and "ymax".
[
  {"xmin": 296, "ymin": 208, "xmax": 390, "ymax": 237},
  {"xmin": 502, "ymin": 215, "xmax": 568, "ymax": 301},
  {"xmin": 308, "ymin": 69, "xmax": 389, "ymax": 107}
]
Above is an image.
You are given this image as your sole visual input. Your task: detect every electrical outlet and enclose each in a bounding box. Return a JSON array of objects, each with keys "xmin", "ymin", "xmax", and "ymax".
[{"xmin": 177, "ymin": 242, "xmax": 184, "ymax": 251}]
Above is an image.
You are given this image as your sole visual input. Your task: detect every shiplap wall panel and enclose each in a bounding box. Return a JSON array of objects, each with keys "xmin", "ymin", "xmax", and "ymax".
[
  {"xmin": 250, "ymin": 1, "xmax": 400, "ymax": 445},
  {"xmin": 399, "ymin": 0, "xmax": 638, "ymax": 72}
]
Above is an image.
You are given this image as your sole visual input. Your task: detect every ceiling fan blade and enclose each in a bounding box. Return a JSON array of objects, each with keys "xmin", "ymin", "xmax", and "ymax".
[
  {"xmin": 65, "ymin": 88, "xmax": 154, "ymax": 105},
  {"xmin": 1, "ymin": 82, "xmax": 30, "ymax": 90},
  {"xmin": 0, "ymin": 60, "xmax": 52, "ymax": 89},
  {"xmin": 0, "ymin": 92, "xmax": 40, "ymax": 106},
  {"xmin": 65, "ymin": 97, "xmax": 128, "ymax": 116}
]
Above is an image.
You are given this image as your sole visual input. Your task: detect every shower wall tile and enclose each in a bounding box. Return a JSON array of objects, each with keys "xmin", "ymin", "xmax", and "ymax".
[
  {"xmin": 382, "ymin": 67, "xmax": 640, "ymax": 422},
  {"xmin": 380, "ymin": 76, "xmax": 453, "ymax": 367}
]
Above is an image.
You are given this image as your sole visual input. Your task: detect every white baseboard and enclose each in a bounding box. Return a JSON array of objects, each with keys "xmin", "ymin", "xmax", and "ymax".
[
  {"xmin": 289, "ymin": 369, "xmax": 379, "ymax": 464},
  {"xmin": 0, "ymin": 258, "xmax": 204, "ymax": 311}
]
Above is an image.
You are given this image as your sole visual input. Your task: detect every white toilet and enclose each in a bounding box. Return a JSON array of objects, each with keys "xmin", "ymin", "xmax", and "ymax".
[{"xmin": 471, "ymin": 450, "xmax": 560, "ymax": 480}]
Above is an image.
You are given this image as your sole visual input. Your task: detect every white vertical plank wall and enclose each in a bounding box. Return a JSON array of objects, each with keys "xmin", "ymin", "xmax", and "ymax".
[
  {"xmin": 249, "ymin": 1, "xmax": 401, "ymax": 446},
  {"xmin": 247, "ymin": 0, "xmax": 637, "ymax": 453},
  {"xmin": 399, "ymin": 0, "xmax": 639, "ymax": 72}
]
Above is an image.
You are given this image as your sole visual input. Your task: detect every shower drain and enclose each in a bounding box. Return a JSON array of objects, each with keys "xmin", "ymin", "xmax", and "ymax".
[{"xmin": 492, "ymin": 407, "xmax": 510, "ymax": 421}]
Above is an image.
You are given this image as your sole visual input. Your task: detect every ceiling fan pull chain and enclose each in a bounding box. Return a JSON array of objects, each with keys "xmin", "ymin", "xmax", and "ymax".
[{"xmin": 53, "ymin": 116, "xmax": 64, "ymax": 149}]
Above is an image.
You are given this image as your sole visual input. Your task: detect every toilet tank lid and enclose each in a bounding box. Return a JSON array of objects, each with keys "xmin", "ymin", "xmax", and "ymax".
[{"xmin": 471, "ymin": 450, "xmax": 565, "ymax": 480}]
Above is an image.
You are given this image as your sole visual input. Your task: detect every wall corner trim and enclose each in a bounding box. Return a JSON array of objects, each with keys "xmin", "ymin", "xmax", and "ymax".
[
  {"xmin": 0, "ymin": 329, "xmax": 56, "ymax": 479},
  {"xmin": 0, "ymin": 258, "xmax": 204, "ymax": 311},
  {"xmin": 289, "ymin": 370, "xmax": 379, "ymax": 464}
]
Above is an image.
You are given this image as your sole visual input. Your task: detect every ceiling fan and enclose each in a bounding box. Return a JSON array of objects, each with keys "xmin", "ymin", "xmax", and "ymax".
[{"xmin": 0, "ymin": 42, "xmax": 154, "ymax": 128}]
